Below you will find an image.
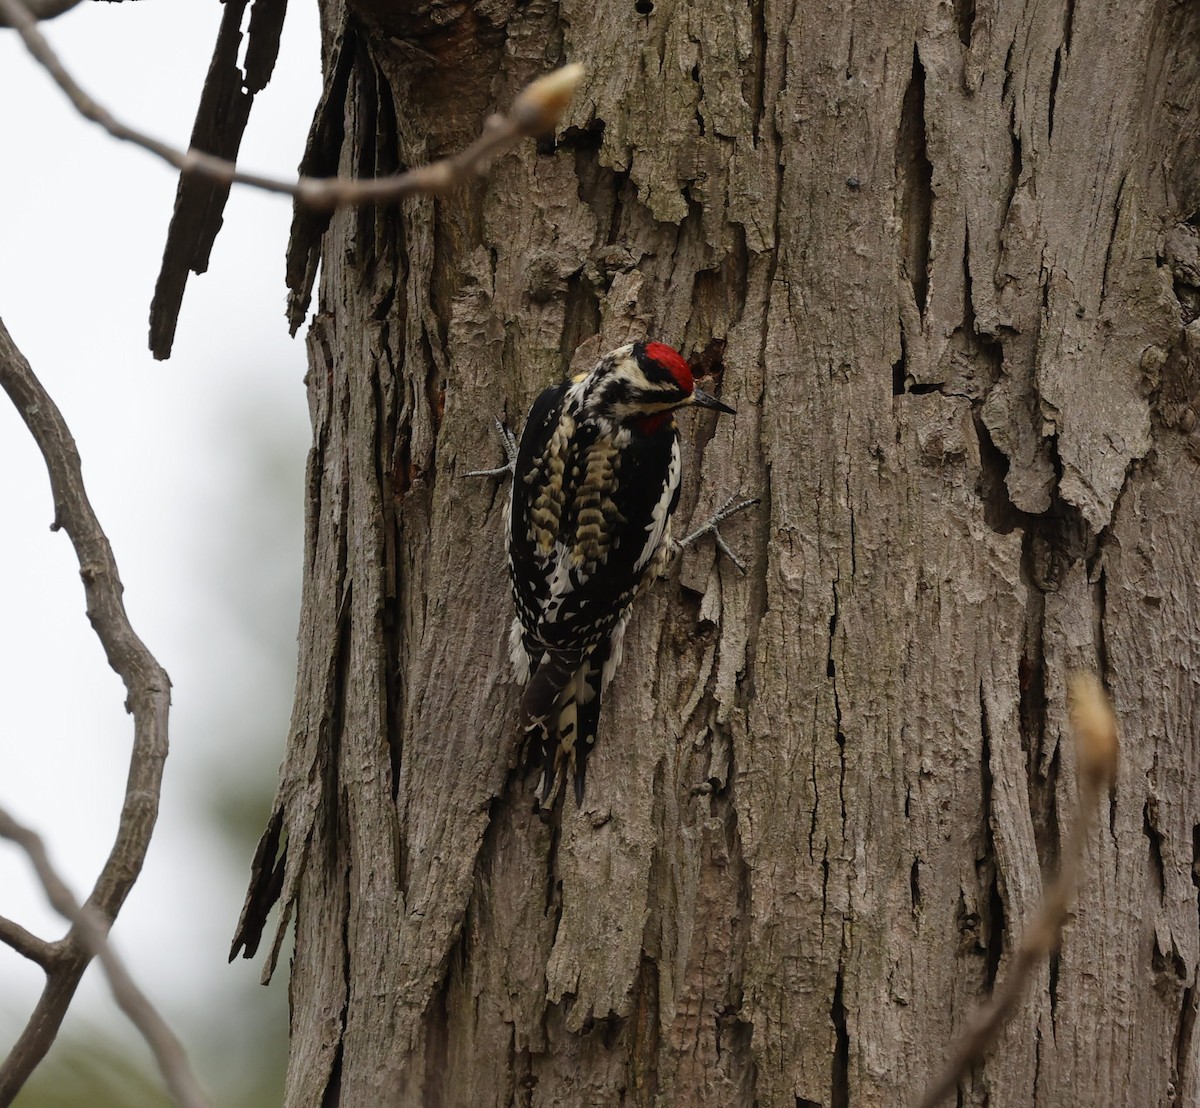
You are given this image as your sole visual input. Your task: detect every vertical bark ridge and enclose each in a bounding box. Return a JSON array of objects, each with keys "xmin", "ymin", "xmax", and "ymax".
[{"xmin": 230, "ymin": 0, "xmax": 1200, "ymax": 1102}]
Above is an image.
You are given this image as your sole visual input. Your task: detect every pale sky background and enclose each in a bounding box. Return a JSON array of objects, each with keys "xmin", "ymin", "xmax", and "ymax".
[{"xmin": 1, "ymin": 0, "xmax": 321, "ymax": 1098}]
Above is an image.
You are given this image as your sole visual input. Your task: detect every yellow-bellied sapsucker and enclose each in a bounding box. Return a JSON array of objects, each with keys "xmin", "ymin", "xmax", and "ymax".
[{"xmin": 476, "ymin": 340, "xmax": 753, "ymax": 807}]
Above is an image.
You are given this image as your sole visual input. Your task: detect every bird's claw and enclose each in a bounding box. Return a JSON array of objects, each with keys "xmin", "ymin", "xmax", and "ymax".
[
  {"xmin": 464, "ymin": 416, "xmax": 518, "ymax": 478},
  {"xmin": 678, "ymin": 493, "xmax": 760, "ymax": 573}
]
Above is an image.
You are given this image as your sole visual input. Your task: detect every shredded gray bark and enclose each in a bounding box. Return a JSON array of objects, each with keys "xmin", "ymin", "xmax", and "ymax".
[{"xmin": 235, "ymin": 1, "xmax": 1200, "ymax": 1103}]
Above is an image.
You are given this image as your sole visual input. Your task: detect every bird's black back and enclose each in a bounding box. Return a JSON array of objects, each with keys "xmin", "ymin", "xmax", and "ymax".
[{"xmin": 508, "ymin": 381, "xmax": 680, "ymax": 662}]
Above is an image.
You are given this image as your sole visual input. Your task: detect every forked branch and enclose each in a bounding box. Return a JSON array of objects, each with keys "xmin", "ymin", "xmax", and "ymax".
[
  {"xmin": 0, "ymin": 808, "xmax": 209, "ymax": 1108},
  {"xmin": 0, "ymin": 318, "xmax": 173, "ymax": 1103}
]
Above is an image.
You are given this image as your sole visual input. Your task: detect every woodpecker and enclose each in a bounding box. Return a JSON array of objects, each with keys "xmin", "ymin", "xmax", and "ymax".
[{"xmin": 493, "ymin": 340, "xmax": 750, "ymax": 807}]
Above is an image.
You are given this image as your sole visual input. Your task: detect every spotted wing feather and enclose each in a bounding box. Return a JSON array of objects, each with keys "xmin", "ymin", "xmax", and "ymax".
[{"xmin": 508, "ymin": 384, "xmax": 681, "ymax": 803}]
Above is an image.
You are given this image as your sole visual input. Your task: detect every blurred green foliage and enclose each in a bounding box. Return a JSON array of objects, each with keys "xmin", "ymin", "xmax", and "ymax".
[{"xmin": 14, "ymin": 1029, "xmax": 171, "ymax": 1108}]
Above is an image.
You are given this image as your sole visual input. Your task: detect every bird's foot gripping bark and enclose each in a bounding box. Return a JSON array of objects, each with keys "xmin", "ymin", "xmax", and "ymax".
[
  {"xmin": 677, "ymin": 492, "xmax": 760, "ymax": 573},
  {"xmin": 463, "ymin": 417, "xmax": 518, "ymax": 478}
]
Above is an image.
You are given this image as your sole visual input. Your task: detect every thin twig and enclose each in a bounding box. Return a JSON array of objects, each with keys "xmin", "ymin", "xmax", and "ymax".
[
  {"xmin": 0, "ymin": 0, "xmax": 78, "ymax": 25},
  {"xmin": 0, "ymin": 915, "xmax": 58, "ymax": 970},
  {"xmin": 917, "ymin": 673, "xmax": 1119, "ymax": 1107},
  {"xmin": 0, "ymin": 317, "xmax": 172, "ymax": 1105},
  {"xmin": 0, "ymin": 808, "xmax": 210, "ymax": 1108},
  {"xmin": 0, "ymin": 0, "xmax": 583, "ymax": 210}
]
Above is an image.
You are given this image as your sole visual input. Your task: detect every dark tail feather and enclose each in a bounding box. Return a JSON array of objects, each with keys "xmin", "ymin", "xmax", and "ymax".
[
  {"xmin": 571, "ymin": 646, "xmax": 608, "ymax": 807},
  {"xmin": 521, "ymin": 650, "xmax": 580, "ymax": 732},
  {"xmin": 524, "ymin": 650, "xmax": 581, "ymax": 807}
]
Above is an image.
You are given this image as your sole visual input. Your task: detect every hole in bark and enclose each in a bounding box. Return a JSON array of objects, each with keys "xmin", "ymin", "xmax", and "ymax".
[
  {"xmin": 599, "ymin": 1014, "xmax": 624, "ymax": 1049},
  {"xmin": 984, "ymin": 866, "xmax": 1005, "ymax": 990},
  {"xmin": 972, "ymin": 414, "xmax": 1025, "ymax": 534},
  {"xmin": 896, "ymin": 46, "xmax": 933, "ymax": 316},
  {"xmin": 1154, "ymin": 930, "xmax": 1189, "ymax": 985},
  {"xmin": 955, "ymin": 0, "xmax": 975, "ymax": 47},
  {"xmin": 748, "ymin": 0, "xmax": 767, "ymax": 141},
  {"xmin": 980, "ymin": 688, "xmax": 1006, "ymax": 992},
  {"xmin": 1175, "ymin": 279, "xmax": 1200, "ymax": 324},
  {"xmin": 1147, "ymin": 801, "xmax": 1167, "ymax": 900},
  {"xmin": 1022, "ymin": 496, "xmax": 1091, "ymax": 594},
  {"xmin": 828, "ymin": 585, "xmax": 839, "ymax": 679},
  {"xmin": 635, "ymin": 0, "xmax": 653, "ymax": 13},
  {"xmin": 1048, "ymin": 48, "xmax": 1062, "ymax": 141},
  {"xmin": 831, "ymin": 966, "xmax": 850, "ymax": 1108},
  {"xmin": 892, "ymin": 329, "xmax": 907, "ymax": 395},
  {"xmin": 320, "ymin": 1041, "xmax": 344, "ymax": 1108},
  {"xmin": 910, "ymin": 857, "xmax": 922, "ymax": 913},
  {"xmin": 1064, "ymin": 0, "xmax": 1076, "ymax": 52},
  {"xmin": 559, "ymin": 121, "xmax": 605, "ymax": 152},
  {"xmin": 688, "ymin": 336, "xmax": 727, "ymax": 387},
  {"xmin": 1174, "ymin": 986, "xmax": 1199, "ymax": 1104},
  {"xmin": 1192, "ymin": 824, "xmax": 1200, "ymax": 902},
  {"xmin": 961, "ymin": 224, "xmax": 977, "ymax": 337}
]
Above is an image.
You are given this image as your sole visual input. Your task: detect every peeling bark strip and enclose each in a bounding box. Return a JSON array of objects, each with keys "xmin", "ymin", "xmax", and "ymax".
[
  {"xmin": 149, "ymin": 0, "xmax": 288, "ymax": 359},
  {"xmin": 236, "ymin": 0, "xmax": 1200, "ymax": 1103}
]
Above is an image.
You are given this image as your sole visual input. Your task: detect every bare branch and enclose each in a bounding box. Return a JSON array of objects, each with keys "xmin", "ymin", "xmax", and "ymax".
[
  {"xmin": 917, "ymin": 673, "xmax": 1119, "ymax": 1108},
  {"xmin": 0, "ymin": 0, "xmax": 79, "ymax": 26},
  {"xmin": 0, "ymin": 808, "xmax": 210, "ymax": 1108},
  {"xmin": 0, "ymin": 0, "xmax": 583, "ymax": 210},
  {"xmin": 0, "ymin": 915, "xmax": 57, "ymax": 970},
  {"xmin": 0, "ymin": 317, "xmax": 172, "ymax": 1103}
]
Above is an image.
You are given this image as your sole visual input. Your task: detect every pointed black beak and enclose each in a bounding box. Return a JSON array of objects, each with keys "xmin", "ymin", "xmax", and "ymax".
[{"xmin": 691, "ymin": 387, "xmax": 736, "ymax": 415}]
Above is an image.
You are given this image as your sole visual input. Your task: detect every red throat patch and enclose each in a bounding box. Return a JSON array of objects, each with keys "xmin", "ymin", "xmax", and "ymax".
[
  {"xmin": 643, "ymin": 342, "xmax": 693, "ymax": 393},
  {"xmin": 632, "ymin": 411, "xmax": 673, "ymax": 435}
]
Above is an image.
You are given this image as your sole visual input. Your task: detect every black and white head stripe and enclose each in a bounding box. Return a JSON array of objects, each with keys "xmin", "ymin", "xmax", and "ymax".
[{"xmin": 577, "ymin": 341, "xmax": 697, "ymax": 420}]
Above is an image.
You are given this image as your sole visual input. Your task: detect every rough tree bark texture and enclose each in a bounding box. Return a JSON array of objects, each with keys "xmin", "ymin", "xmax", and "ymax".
[{"xmin": 236, "ymin": 0, "xmax": 1200, "ymax": 1103}]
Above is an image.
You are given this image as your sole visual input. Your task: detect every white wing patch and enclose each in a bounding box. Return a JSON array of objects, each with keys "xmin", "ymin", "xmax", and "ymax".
[
  {"xmin": 509, "ymin": 617, "xmax": 533, "ymax": 682},
  {"xmin": 601, "ymin": 611, "xmax": 630, "ymax": 691}
]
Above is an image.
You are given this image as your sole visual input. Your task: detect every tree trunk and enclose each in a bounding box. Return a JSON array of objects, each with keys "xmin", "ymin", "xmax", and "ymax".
[{"xmin": 235, "ymin": 0, "xmax": 1200, "ymax": 1103}]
